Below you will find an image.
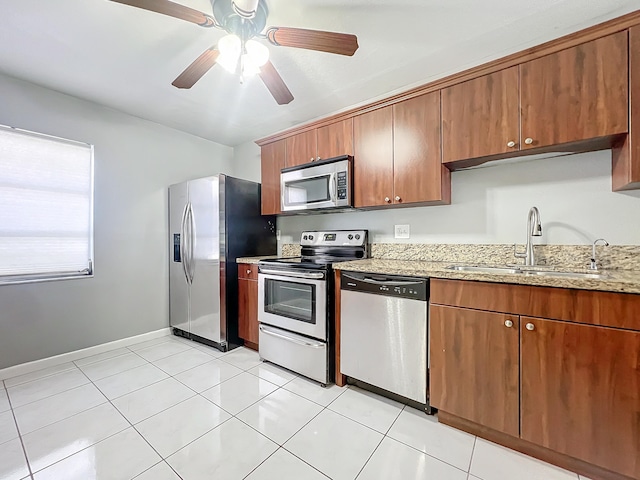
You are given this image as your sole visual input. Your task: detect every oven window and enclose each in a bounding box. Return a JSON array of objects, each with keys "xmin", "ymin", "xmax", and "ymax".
[
  {"xmin": 285, "ymin": 176, "xmax": 330, "ymax": 205},
  {"xmin": 264, "ymin": 278, "xmax": 316, "ymax": 324}
]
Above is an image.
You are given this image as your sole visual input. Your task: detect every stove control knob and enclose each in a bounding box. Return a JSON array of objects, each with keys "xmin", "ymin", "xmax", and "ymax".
[
  {"xmin": 303, "ymin": 235, "xmax": 308, "ymax": 240},
  {"xmin": 348, "ymin": 234, "xmax": 353, "ymax": 240},
  {"xmin": 355, "ymin": 234, "xmax": 361, "ymax": 240},
  {"xmin": 309, "ymin": 235, "xmax": 314, "ymax": 240}
]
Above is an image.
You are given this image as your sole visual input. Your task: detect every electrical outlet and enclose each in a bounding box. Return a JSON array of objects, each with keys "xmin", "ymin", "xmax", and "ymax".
[{"xmin": 394, "ymin": 224, "xmax": 410, "ymax": 239}]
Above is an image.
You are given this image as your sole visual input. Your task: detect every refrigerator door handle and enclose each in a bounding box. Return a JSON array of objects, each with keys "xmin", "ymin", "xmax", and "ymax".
[
  {"xmin": 187, "ymin": 202, "xmax": 196, "ymax": 284},
  {"xmin": 180, "ymin": 203, "xmax": 190, "ymax": 284}
]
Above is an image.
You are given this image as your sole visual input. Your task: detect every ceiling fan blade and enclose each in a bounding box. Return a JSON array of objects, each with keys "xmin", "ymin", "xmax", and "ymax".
[
  {"xmin": 172, "ymin": 48, "xmax": 219, "ymax": 89},
  {"xmin": 265, "ymin": 27, "xmax": 358, "ymax": 56},
  {"xmin": 110, "ymin": 0, "xmax": 215, "ymax": 27},
  {"xmin": 259, "ymin": 61, "xmax": 294, "ymax": 105}
]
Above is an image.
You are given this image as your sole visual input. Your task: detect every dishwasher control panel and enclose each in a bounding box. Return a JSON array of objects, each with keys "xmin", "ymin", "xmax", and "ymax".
[{"xmin": 340, "ymin": 271, "xmax": 428, "ymax": 301}]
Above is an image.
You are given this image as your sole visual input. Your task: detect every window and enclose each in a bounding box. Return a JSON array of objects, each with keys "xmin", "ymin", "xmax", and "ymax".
[{"xmin": 0, "ymin": 125, "xmax": 94, "ymax": 284}]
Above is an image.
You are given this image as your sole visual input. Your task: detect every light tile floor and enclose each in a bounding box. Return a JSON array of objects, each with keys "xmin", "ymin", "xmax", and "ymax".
[{"xmin": 0, "ymin": 336, "xmax": 590, "ymax": 480}]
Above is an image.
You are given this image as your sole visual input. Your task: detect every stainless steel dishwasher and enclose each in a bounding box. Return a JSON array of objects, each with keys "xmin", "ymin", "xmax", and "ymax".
[{"xmin": 340, "ymin": 271, "xmax": 429, "ymax": 407}]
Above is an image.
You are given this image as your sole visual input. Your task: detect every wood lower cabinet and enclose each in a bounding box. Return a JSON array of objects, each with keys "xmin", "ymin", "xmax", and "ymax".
[
  {"xmin": 353, "ymin": 106, "xmax": 394, "ymax": 207},
  {"xmin": 238, "ymin": 264, "xmax": 259, "ymax": 348},
  {"xmin": 260, "ymin": 140, "xmax": 285, "ymax": 215},
  {"xmin": 430, "ymin": 305, "xmax": 520, "ymax": 436},
  {"xmin": 442, "ymin": 67, "xmax": 520, "ymax": 163},
  {"xmin": 430, "ymin": 279, "xmax": 640, "ymax": 480},
  {"xmin": 521, "ymin": 31, "xmax": 628, "ymax": 150},
  {"xmin": 521, "ymin": 317, "xmax": 640, "ymax": 479},
  {"xmin": 285, "ymin": 130, "xmax": 317, "ymax": 167},
  {"xmin": 317, "ymin": 118, "xmax": 353, "ymax": 159}
]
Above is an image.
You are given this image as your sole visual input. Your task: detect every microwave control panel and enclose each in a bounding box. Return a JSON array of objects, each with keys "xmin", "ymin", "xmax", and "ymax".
[{"xmin": 337, "ymin": 171, "xmax": 348, "ymax": 200}]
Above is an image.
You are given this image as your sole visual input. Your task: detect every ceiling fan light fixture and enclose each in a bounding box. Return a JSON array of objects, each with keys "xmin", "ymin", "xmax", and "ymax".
[
  {"xmin": 245, "ymin": 39, "xmax": 269, "ymax": 67},
  {"xmin": 217, "ymin": 34, "xmax": 241, "ymax": 73}
]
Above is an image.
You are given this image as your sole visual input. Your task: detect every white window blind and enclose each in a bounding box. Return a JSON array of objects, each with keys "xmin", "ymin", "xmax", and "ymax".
[{"xmin": 0, "ymin": 125, "xmax": 94, "ymax": 284}]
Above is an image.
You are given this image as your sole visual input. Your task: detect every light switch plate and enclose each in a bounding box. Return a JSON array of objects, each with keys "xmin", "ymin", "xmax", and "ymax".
[{"xmin": 394, "ymin": 224, "xmax": 410, "ymax": 239}]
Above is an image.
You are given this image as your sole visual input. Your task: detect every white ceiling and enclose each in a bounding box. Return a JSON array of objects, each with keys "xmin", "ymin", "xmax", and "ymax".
[{"xmin": 0, "ymin": 0, "xmax": 638, "ymax": 147}]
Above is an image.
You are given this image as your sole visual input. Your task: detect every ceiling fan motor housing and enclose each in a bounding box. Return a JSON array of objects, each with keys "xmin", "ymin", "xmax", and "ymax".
[{"xmin": 211, "ymin": 0, "xmax": 268, "ymax": 39}]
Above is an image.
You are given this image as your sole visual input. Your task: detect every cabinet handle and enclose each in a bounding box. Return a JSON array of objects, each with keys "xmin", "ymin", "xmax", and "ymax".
[
  {"xmin": 247, "ymin": 269, "xmax": 251, "ymax": 275},
  {"xmin": 504, "ymin": 319, "xmax": 513, "ymax": 328},
  {"xmin": 524, "ymin": 138, "xmax": 534, "ymax": 145},
  {"xmin": 507, "ymin": 141, "xmax": 516, "ymax": 148},
  {"xmin": 310, "ymin": 157, "xmax": 315, "ymax": 162},
  {"xmin": 384, "ymin": 197, "xmax": 391, "ymax": 203},
  {"xmin": 526, "ymin": 322, "xmax": 535, "ymax": 331},
  {"xmin": 316, "ymin": 156, "xmax": 321, "ymax": 161},
  {"xmin": 395, "ymin": 196, "xmax": 401, "ymax": 202}
]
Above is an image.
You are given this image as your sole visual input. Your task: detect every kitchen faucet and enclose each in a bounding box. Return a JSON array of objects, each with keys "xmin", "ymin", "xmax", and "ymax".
[
  {"xmin": 590, "ymin": 238, "xmax": 609, "ymax": 270},
  {"xmin": 514, "ymin": 207, "xmax": 542, "ymax": 266}
]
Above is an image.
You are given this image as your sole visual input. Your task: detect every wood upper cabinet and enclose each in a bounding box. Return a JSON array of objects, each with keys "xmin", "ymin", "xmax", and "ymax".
[
  {"xmin": 430, "ymin": 304, "xmax": 520, "ymax": 437},
  {"xmin": 393, "ymin": 92, "xmax": 449, "ymax": 204},
  {"xmin": 521, "ymin": 317, "xmax": 640, "ymax": 478},
  {"xmin": 613, "ymin": 25, "xmax": 640, "ymax": 191},
  {"xmin": 317, "ymin": 118, "xmax": 353, "ymax": 159},
  {"xmin": 260, "ymin": 140, "xmax": 285, "ymax": 215},
  {"xmin": 353, "ymin": 106, "xmax": 394, "ymax": 207},
  {"xmin": 442, "ymin": 67, "xmax": 520, "ymax": 163},
  {"xmin": 285, "ymin": 130, "xmax": 317, "ymax": 167},
  {"xmin": 521, "ymin": 31, "xmax": 628, "ymax": 149},
  {"xmin": 354, "ymin": 95, "xmax": 450, "ymax": 208},
  {"xmin": 238, "ymin": 263, "xmax": 259, "ymax": 347}
]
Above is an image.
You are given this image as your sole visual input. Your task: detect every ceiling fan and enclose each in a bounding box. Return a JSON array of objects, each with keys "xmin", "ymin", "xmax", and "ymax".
[{"xmin": 110, "ymin": 0, "xmax": 360, "ymax": 105}]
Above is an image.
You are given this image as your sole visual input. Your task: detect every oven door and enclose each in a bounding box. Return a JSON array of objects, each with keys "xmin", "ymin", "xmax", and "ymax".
[{"xmin": 258, "ymin": 269, "xmax": 327, "ymax": 340}]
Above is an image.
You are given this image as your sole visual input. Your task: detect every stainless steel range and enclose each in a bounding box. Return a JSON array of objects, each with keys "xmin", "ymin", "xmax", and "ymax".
[{"xmin": 258, "ymin": 230, "xmax": 368, "ymax": 385}]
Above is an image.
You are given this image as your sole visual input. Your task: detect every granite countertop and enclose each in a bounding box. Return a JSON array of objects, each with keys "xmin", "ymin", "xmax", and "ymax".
[
  {"xmin": 236, "ymin": 256, "xmax": 281, "ymax": 264},
  {"xmin": 334, "ymin": 259, "xmax": 640, "ymax": 295}
]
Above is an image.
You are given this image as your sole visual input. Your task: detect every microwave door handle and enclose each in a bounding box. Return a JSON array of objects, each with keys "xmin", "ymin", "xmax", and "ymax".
[{"xmin": 329, "ymin": 173, "xmax": 337, "ymax": 202}]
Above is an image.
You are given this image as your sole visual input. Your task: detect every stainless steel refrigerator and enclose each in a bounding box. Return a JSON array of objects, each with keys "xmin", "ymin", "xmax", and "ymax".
[{"xmin": 169, "ymin": 174, "xmax": 276, "ymax": 351}]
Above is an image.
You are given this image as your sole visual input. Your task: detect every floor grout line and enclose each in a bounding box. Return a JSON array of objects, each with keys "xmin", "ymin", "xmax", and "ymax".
[{"xmin": 2, "ymin": 337, "xmax": 585, "ymax": 479}]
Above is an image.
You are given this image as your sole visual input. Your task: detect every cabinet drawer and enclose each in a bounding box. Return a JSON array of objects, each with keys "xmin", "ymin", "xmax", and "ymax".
[{"xmin": 238, "ymin": 263, "xmax": 258, "ymax": 280}]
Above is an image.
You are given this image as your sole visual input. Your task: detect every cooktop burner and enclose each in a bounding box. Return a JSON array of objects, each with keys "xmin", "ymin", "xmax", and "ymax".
[{"xmin": 259, "ymin": 230, "xmax": 369, "ymax": 270}]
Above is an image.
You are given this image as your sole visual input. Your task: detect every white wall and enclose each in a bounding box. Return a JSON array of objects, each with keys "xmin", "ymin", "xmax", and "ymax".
[
  {"xmin": 0, "ymin": 74, "xmax": 234, "ymax": 369},
  {"xmin": 229, "ymin": 141, "xmax": 640, "ymax": 247}
]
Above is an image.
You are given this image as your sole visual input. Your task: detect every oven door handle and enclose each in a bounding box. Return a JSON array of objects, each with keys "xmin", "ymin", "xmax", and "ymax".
[
  {"xmin": 259, "ymin": 325, "xmax": 325, "ymax": 348},
  {"xmin": 260, "ymin": 269, "xmax": 325, "ymax": 280}
]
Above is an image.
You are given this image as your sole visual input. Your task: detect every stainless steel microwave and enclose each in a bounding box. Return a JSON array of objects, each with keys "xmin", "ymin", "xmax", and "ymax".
[{"xmin": 280, "ymin": 155, "xmax": 352, "ymax": 212}]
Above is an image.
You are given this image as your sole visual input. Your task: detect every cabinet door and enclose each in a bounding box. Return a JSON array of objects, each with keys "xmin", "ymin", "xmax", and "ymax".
[
  {"xmin": 442, "ymin": 67, "xmax": 520, "ymax": 162},
  {"xmin": 430, "ymin": 305, "xmax": 520, "ymax": 436},
  {"xmin": 260, "ymin": 140, "xmax": 285, "ymax": 215},
  {"xmin": 613, "ymin": 25, "xmax": 640, "ymax": 191},
  {"xmin": 353, "ymin": 106, "xmax": 394, "ymax": 207},
  {"xmin": 393, "ymin": 92, "xmax": 449, "ymax": 205},
  {"xmin": 238, "ymin": 278, "xmax": 259, "ymax": 345},
  {"xmin": 521, "ymin": 317, "xmax": 640, "ymax": 478},
  {"xmin": 317, "ymin": 118, "xmax": 353, "ymax": 159},
  {"xmin": 285, "ymin": 130, "xmax": 318, "ymax": 167},
  {"xmin": 521, "ymin": 31, "xmax": 628, "ymax": 150}
]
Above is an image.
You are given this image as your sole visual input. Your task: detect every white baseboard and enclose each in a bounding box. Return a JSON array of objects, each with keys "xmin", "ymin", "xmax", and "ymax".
[{"xmin": 0, "ymin": 328, "xmax": 172, "ymax": 381}]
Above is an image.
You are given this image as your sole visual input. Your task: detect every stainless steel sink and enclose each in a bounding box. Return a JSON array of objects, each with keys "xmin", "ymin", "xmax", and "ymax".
[
  {"xmin": 446, "ymin": 265, "xmax": 605, "ymax": 279},
  {"xmin": 524, "ymin": 270, "xmax": 604, "ymax": 279},
  {"xmin": 446, "ymin": 265, "xmax": 521, "ymax": 274}
]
